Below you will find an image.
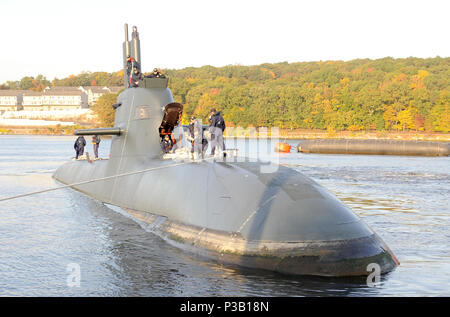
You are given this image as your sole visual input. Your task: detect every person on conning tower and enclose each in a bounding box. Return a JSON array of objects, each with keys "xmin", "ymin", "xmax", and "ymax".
[
  {"xmin": 130, "ymin": 67, "xmax": 143, "ymax": 88},
  {"xmin": 146, "ymin": 68, "xmax": 166, "ymax": 78},
  {"xmin": 126, "ymin": 55, "xmax": 140, "ymax": 81}
]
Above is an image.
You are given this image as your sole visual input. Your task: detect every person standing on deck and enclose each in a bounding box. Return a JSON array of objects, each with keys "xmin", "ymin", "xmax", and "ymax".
[
  {"xmin": 209, "ymin": 108, "xmax": 226, "ymax": 157},
  {"xmin": 130, "ymin": 68, "xmax": 143, "ymax": 88},
  {"xmin": 74, "ymin": 136, "xmax": 86, "ymax": 159},
  {"xmin": 92, "ymin": 135, "xmax": 101, "ymax": 159}
]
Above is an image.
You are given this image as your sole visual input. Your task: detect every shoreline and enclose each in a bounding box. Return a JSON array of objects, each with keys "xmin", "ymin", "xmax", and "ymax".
[
  {"xmin": 226, "ymin": 128, "xmax": 450, "ymax": 142},
  {"xmin": 269, "ymin": 129, "xmax": 450, "ymax": 142},
  {"xmin": 1, "ymin": 126, "xmax": 449, "ymax": 142},
  {"xmin": 0, "ymin": 126, "xmax": 450, "ymax": 142}
]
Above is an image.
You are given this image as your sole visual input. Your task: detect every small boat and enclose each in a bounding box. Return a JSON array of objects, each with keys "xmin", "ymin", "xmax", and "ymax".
[{"xmin": 275, "ymin": 142, "xmax": 291, "ymax": 153}]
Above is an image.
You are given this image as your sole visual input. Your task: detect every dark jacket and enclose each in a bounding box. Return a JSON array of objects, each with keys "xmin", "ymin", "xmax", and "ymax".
[
  {"xmin": 126, "ymin": 58, "xmax": 140, "ymax": 74},
  {"xmin": 130, "ymin": 71, "xmax": 143, "ymax": 87},
  {"xmin": 160, "ymin": 138, "xmax": 173, "ymax": 153},
  {"xmin": 74, "ymin": 136, "xmax": 86, "ymax": 150},
  {"xmin": 209, "ymin": 111, "xmax": 226, "ymax": 132},
  {"xmin": 147, "ymin": 71, "xmax": 165, "ymax": 78}
]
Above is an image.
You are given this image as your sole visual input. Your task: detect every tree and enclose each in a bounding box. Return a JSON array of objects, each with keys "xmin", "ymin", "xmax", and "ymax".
[
  {"xmin": 91, "ymin": 93, "xmax": 117, "ymax": 127},
  {"xmin": 429, "ymin": 104, "xmax": 450, "ymax": 132},
  {"xmin": 414, "ymin": 113, "xmax": 425, "ymax": 131},
  {"xmin": 397, "ymin": 106, "xmax": 418, "ymax": 130},
  {"xmin": 2, "ymin": 56, "xmax": 448, "ymax": 132},
  {"xmin": 383, "ymin": 105, "xmax": 398, "ymax": 130}
]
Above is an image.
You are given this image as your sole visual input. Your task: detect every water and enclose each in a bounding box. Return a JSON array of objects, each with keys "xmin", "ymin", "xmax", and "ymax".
[{"xmin": 0, "ymin": 135, "xmax": 449, "ymax": 296}]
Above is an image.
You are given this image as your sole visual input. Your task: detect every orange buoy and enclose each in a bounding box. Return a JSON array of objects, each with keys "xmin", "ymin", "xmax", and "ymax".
[{"xmin": 275, "ymin": 142, "xmax": 291, "ymax": 153}]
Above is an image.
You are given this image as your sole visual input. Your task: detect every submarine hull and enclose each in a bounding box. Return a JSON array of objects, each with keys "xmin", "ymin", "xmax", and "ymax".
[
  {"xmin": 297, "ymin": 139, "xmax": 450, "ymax": 156},
  {"xmin": 124, "ymin": 208, "xmax": 397, "ymax": 277},
  {"xmin": 54, "ymin": 158, "xmax": 399, "ymax": 277}
]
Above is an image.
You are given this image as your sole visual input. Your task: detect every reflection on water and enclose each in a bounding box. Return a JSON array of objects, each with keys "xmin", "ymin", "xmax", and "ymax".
[{"xmin": 0, "ymin": 135, "xmax": 449, "ymax": 296}]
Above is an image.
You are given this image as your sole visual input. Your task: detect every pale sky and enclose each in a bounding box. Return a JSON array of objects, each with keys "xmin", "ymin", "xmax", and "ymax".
[{"xmin": 0, "ymin": 0, "xmax": 448, "ymax": 84}]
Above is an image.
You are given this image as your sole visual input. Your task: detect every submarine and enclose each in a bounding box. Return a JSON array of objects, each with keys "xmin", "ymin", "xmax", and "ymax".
[
  {"xmin": 53, "ymin": 24, "xmax": 399, "ymax": 277},
  {"xmin": 297, "ymin": 139, "xmax": 450, "ymax": 156}
]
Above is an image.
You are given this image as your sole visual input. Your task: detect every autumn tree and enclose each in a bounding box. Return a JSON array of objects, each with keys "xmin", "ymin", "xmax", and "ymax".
[
  {"xmin": 91, "ymin": 93, "xmax": 117, "ymax": 127},
  {"xmin": 1, "ymin": 56, "xmax": 448, "ymax": 133}
]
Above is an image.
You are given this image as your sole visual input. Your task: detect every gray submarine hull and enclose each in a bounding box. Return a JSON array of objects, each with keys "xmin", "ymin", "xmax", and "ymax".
[
  {"xmin": 54, "ymin": 157, "xmax": 398, "ymax": 276},
  {"xmin": 54, "ymin": 85, "xmax": 398, "ymax": 276}
]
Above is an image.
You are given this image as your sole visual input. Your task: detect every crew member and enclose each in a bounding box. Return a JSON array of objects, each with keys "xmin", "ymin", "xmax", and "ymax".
[
  {"xmin": 74, "ymin": 136, "xmax": 86, "ymax": 159},
  {"xmin": 146, "ymin": 68, "xmax": 166, "ymax": 78},
  {"xmin": 187, "ymin": 117, "xmax": 208, "ymax": 159},
  {"xmin": 126, "ymin": 55, "xmax": 133, "ymax": 87},
  {"xmin": 126, "ymin": 55, "xmax": 141, "ymax": 85},
  {"xmin": 92, "ymin": 135, "xmax": 101, "ymax": 159},
  {"xmin": 126, "ymin": 55, "xmax": 135, "ymax": 70},
  {"xmin": 209, "ymin": 108, "xmax": 226, "ymax": 156},
  {"xmin": 130, "ymin": 67, "xmax": 143, "ymax": 88},
  {"xmin": 161, "ymin": 134, "xmax": 173, "ymax": 154}
]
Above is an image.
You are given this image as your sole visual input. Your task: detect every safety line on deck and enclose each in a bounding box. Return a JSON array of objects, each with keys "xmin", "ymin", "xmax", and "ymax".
[{"xmin": 0, "ymin": 161, "xmax": 191, "ymax": 203}]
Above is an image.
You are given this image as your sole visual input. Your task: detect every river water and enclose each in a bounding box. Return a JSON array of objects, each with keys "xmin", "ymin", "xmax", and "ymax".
[{"xmin": 0, "ymin": 135, "xmax": 449, "ymax": 296}]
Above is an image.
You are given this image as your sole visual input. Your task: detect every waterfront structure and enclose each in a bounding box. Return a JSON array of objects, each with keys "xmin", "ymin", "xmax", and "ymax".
[
  {"xmin": 22, "ymin": 91, "xmax": 44, "ymax": 111},
  {"xmin": 82, "ymin": 86, "xmax": 122, "ymax": 106},
  {"xmin": 45, "ymin": 86, "xmax": 122, "ymax": 107},
  {"xmin": 2, "ymin": 86, "xmax": 121, "ymax": 111},
  {"xmin": 43, "ymin": 90, "xmax": 88, "ymax": 110},
  {"xmin": 22, "ymin": 90, "xmax": 87, "ymax": 111},
  {"xmin": 0, "ymin": 90, "xmax": 24, "ymax": 111}
]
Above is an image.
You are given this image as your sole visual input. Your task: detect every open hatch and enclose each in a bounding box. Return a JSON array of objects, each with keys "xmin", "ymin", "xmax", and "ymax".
[{"xmin": 159, "ymin": 102, "xmax": 183, "ymax": 141}]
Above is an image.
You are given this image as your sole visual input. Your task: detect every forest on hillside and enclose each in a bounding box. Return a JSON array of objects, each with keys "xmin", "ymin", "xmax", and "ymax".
[{"xmin": 2, "ymin": 57, "xmax": 449, "ymax": 132}]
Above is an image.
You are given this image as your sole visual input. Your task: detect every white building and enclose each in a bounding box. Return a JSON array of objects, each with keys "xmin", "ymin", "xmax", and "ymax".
[
  {"xmin": 22, "ymin": 91, "xmax": 43, "ymax": 111},
  {"xmin": 43, "ymin": 90, "xmax": 88, "ymax": 110},
  {"xmin": 82, "ymin": 86, "xmax": 123, "ymax": 106},
  {"xmin": 23, "ymin": 90, "xmax": 88, "ymax": 110},
  {"xmin": 44, "ymin": 86, "xmax": 122, "ymax": 106},
  {"xmin": 0, "ymin": 90, "xmax": 24, "ymax": 111},
  {"xmin": 1, "ymin": 86, "xmax": 122, "ymax": 112},
  {"xmin": 82, "ymin": 86, "xmax": 110, "ymax": 106}
]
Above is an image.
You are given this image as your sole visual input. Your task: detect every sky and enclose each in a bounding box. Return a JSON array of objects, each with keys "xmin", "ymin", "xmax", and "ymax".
[{"xmin": 0, "ymin": 0, "xmax": 449, "ymax": 84}]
